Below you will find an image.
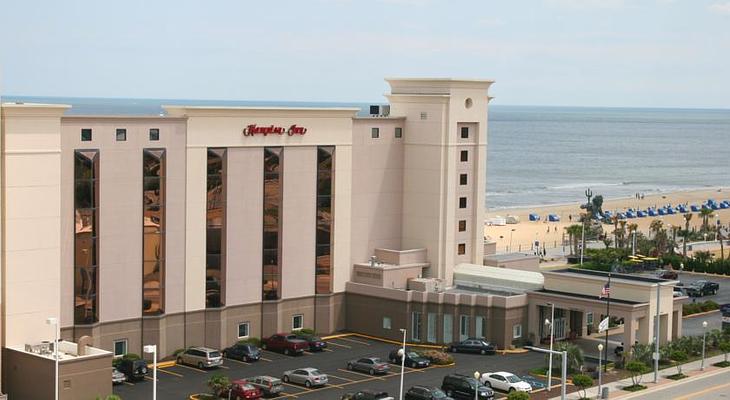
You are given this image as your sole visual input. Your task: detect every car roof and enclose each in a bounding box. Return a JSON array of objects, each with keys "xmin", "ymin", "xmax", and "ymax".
[
  {"xmin": 190, "ymin": 346, "xmax": 218, "ymax": 352},
  {"xmin": 490, "ymin": 371, "xmax": 515, "ymax": 377}
]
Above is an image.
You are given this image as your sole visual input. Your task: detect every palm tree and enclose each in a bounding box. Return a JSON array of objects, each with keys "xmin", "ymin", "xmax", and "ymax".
[
  {"xmin": 700, "ymin": 208, "xmax": 714, "ymax": 232},
  {"xmin": 627, "ymin": 223, "xmax": 639, "ymax": 253},
  {"xmin": 683, "ymin": 213, "xmax": 693, "ymax": 259},
  {"xmin": 612, "ymin": 216, "xmax": 619, "ymax": 249},
  {"xmin": 565, "ymin": 225, "xmax": 583, "ymax": 256},
  {"xmin": 718, "ymin": 224, "xmax": 725, "ymax": 261}
]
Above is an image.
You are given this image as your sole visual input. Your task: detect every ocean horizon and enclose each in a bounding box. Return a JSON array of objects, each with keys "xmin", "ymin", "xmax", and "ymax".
[{"xmin": 4, "ymin": 95, "xmax": 729, "ymax": 211}]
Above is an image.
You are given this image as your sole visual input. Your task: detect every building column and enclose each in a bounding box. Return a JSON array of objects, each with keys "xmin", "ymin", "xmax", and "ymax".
[
  {"xmin": 672, "ymin": 309, "xmax": 682, "ymax": 340},
  {"xmin": 623, "ymin": 317, "xmax": 638, "ymax": 348},
  {"xmin": 636, "ymin": 316, "xmax": 651, "ymax": 344}
]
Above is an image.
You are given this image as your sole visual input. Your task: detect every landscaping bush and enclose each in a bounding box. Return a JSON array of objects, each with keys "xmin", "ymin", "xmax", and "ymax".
[
  {"xmin": 173, "ymin": 348, "xmax": 186, "ymax": 357},
  {"xmin": 669, "ymin": 350, "xmax": 688, "ymax": 375},
  {"xmin": 544, "ymin": 342, "xmax": 584, "ymax": 374},
  {"xmin": 112, "ymin": 353, "xmax": 141, "ymax": 368},
  {"xmin": 625, "ymin": 360, "xmax": 649, "ymax": 387},
  {"xmin": 719, "ymin": 341, "xmax": 730, "ymax": 364},
  {"xmin": 506, "ymin": 391, "xmax": 530, "ymax": 400},
  {"xmin": 571, "ymin": 374, "xmax": 593, "ymax": 400},
  {"xmin": 237, "ymin": 337, "xmax": 262, "ymax": 347},
  {"xmin": 416, "ymin": 349, "xmax": 454, "ymax": 365},
  {"xmin": 292, "ymin": 328, "xmax": 316, "ymax": 335},
  {"xmin": 684, "ymin": 300, "xmax": 720, "ymax": 316},
  {"xmin": 207, "ymin": 373, "xmax": 231, "ymax": 397}
]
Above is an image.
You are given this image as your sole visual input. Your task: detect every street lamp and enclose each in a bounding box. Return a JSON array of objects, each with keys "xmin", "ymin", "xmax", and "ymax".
[
  {"xmin": 701, "ymin": 321, "xmax": 708, "ymax": 371},
  {"xmin": 398, "ymin": 328, "xmax": 406, "ymax": 400},
  {"xmin": 144, "ymin": 344, "xmax": 158, "ymax": 400},
  {"xmin": 597, "ymin": 343, "xmax": 604, "ymax": 399},
  {"xmin": 473, "ymin": 371, "xmax": 481, "ymax": 400},
  {"xmin": 509, "ymin": 228, "xmax": 516, "ymax": 253},
  {"xmin": 46, "ymin": 317, "xmax": 59, "ymax": 400},
  {"xmin": 544, "ymin": 302, "xmax": 555, "ymax": 391}
]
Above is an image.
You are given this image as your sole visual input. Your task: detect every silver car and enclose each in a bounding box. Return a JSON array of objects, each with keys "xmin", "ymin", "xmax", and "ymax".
[
  {"xmin": 176, "ymin": 346, "xmax": 223, "ymax": 369},
  {"xmin": 282, "ymin": 367, "xmax": 328, "ymax": 388},
  {"xmin": 112, "ymin": 368, "xmax": 126, "ymax": 384}
]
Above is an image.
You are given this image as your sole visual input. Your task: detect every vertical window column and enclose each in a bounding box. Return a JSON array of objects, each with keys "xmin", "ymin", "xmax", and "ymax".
[
  {"xmin": 143, "ymin": 149, "xmax": 166, "ymax": 315},
  {"xmin": 206, "ymin": 149, "xmax": 226, "ymax": 308},
  {"xmin": 315, "ymin": 147, "xmax": 334, "ymax": 294},
  {"xmin": 263, "ymin": 148, "xmax": 282, "ymax": 300},
  {"xmin": 74, "ymin": 150, "xmax": 99, "ymax": 324}
]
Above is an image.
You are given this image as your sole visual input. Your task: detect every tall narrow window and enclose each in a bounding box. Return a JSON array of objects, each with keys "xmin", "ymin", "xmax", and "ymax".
[
  {"xmin": 443, "ymin": 314, "xmax": 453, "ymax": 343},
  {"xmin": 206, "ymin": 148, "xmax": 226, "ymax": 308},
  {"xmin": 143, "ymin": 149, "xmax": 165, "ymax": 315},
  {"xmin": 74, "ymin": 150, "xmax": 99, "ymax": 324},
  {"xmin": 263, "ymin": 148, "xmax": 282, "ymax": 300},
  {"xmin": 316, "ymin": 147, "xmax": 334, "ymax": 294}
]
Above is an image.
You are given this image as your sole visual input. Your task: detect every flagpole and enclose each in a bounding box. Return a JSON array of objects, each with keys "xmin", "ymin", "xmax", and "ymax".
[{"xmin": 604, "ymin": 272, "xmax": 611, "ymax": 373}]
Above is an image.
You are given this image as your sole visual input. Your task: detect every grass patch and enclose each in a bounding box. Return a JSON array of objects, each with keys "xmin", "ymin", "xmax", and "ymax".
[
  {"xmin": 622, "ymin": 384, "xmax": 647, "ymax": 392},
  {"xmin": 713, "ymin": 361, "xmax": 730, "ymax": 368},
  {"xmin": 666, "ymin": 373, "xmax": 687, "ymax": 380}
]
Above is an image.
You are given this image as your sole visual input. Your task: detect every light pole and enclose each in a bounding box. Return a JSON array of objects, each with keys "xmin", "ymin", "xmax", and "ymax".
[
  {"xmin": 473, "ymin": 371, "xmax": 480, "ymax": 400},
  {"xmin": 509, "ymin": 228, "xmax": 515, "ymax": 253},
  {"xmin": 525, "ymin": 346, "xmax": 567, "ymax": 400},
  {"xmin": 398, "ymin": 328, "xmax": 406, "ymax": 400},
  {"xmin": 544, "ymin": 302, "xmax": 555, "ymax": 391},
  {"xmin": 46, "ymin": 317, "xmax": 59, "ymax": 400},
  {"xmin": 597, "ymin": 343, "xmax": 604, "ymax": 399},
  {"xmin": 701, "ymin": 321, "xmax": 708, "ymax": 371},
  {"xmin": 144, "ymin": 344, "xmax": 158, "ymax": 400}
]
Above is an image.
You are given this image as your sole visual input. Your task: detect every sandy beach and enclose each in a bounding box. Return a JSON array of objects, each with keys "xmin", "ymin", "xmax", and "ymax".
[{"xmin": 484, "ymin": 187, "xmax": 730, "ymax": 254}]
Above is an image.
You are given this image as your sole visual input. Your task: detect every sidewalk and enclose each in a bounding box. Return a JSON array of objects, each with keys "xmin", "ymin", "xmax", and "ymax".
[{"xmin": 548, "ymin": 353, "xmax": 728, "ymax": 400}]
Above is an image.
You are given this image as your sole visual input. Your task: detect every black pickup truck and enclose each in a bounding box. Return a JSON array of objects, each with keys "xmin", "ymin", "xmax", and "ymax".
[{"xmin": 685, "ymin": 280, "xmax": 720, "ymax": 297}]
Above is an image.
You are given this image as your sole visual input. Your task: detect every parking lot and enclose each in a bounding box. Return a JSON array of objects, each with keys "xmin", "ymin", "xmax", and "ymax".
[{"xmin": 114, "ymin": 335, "xmax": 546, "ymax": 400}]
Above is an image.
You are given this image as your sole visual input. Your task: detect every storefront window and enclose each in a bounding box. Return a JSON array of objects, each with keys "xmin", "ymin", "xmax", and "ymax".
[
  {"xmin": 74, "ymin": 150, "xmax": 99, "ymax": 324},
  {"xmin": 207, "ymin": 148, "xmax": 226, "ymax": 308},
  {"xmin": 315, "ymin": 147, "xmax": 334, "ymax": 294},
  {"xmin": 143, "ymin": 149, "xmax": 165, "ymax": 315},
  {"xmin": 263, "ymin": 148, "xmax": 282, "ymax": 300}
]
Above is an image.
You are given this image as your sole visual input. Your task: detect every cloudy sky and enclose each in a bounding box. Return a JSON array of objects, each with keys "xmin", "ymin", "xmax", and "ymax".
[{"xmin": 1, "ymin": 0, "xmax": 728, "ymax": 108}]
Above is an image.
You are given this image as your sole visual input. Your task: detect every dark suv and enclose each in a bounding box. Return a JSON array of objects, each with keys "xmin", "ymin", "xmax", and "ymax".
[
  {"xmin": 116, "ymin": 359, "xmax": 148, "ymax": 382},
  {"xmin": 293, "ymin": 333, "xmax": 328, "ymax": 352},
  {"xmin": 223, "ymin": 343, "xmax": 261, "ymax": 362},
  {"xmin": 441, "ymin": 374, "xmax": 494, "ymax": 400},
  {"xmin": 405, "ymin": 386, "xmax": 453, "ymax": 400}
]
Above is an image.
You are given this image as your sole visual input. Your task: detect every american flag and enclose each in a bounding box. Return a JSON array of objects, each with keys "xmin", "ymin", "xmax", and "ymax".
[{"xmin": 600, "ymin": 283, "xmax": 611, "ymax": 298}]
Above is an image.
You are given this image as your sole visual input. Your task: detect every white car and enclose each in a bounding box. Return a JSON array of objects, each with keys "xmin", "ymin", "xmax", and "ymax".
[
  {"xmin": 480, "ymin": 371, "xmax": 532, "ymax": 393},
  {"xmin": 282, "ymin": 367, "xmax": 328, "ymax": 388}
]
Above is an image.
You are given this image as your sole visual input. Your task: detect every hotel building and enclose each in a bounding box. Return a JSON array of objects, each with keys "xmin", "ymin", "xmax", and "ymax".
[{"xmin": 0, "ymin": 77, "xmax": 685, "ymax": 399}]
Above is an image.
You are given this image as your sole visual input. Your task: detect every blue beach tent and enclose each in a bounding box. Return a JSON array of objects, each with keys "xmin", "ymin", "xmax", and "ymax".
[
  {"xmin": 637, "ymin": 210, "xmax": 648, "ymax": 218},
  {"xmin": 677, "ymin": 205, "xmax": 688, "ymax": 213},
  {"xmin": 691, "ymin": 205, "xmax": 700, "ymax": 212},
  {"xmin": 648, "ymin": 209, "xmax": 658, "ymax": 217},
  {"xmin": 667, "ymin": 207, "xmax": 676, "ymax": 215},
  {"xmin": 529, "ymin": 213, "xmax": 540, "ymax": 221},
  {"xmin": 548, "ymin": 214, "xmax": 560, "ymax": 222},
  {"xmin": 658, "ymin": 208, "xmax": 666, "ymax": 216},
  {"xmin": 721, "ymin": 202, "xmax": 730, "ymax": 210},
  {"xmin": 626, "ymin": 211, "xmax": 636, "ymax": 218}
]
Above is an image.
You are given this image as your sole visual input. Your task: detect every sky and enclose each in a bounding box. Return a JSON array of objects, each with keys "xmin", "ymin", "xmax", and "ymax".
[{"xmin": 1, "ymin": 0, "xmax": 729, "ymax": 108}]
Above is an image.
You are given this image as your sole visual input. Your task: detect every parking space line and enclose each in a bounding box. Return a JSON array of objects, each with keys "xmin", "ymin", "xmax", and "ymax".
[
  {"xmin": 325, "ymin": 341, "xmax": 351, "ymax": 349},
  {"xmin": 337, "ymin": 368, "xmax": 386, "ymax": 381},
  {"xmin": 175, "ymin": 364, "xmax": 208, "ymax": 373},
  {"xmin": 339, "ymin": 375, "xmax": 384, "ymax": 387},
  {"xmin": 327, "ymin": 373, "xmax": 355, "ymax": 382},
  {"xmin": 260, "ymin": 356, "xmax": 273, "ymax": 362},
  {"xmin": 143, "ymin": 376, "xmax": 159, "ymax": 382},
  {"xmin": 282, "ymin": 382, "xmax": 311, "ymax": 391},
  {"xmin": 337, "ymin": 337, "xmax": 371, "ymax": 346},
  {"xmin": 390, "ymin": 364, "xmax": 425, "ymax": 373},
  {"xmin": 271, "ymin": 392, "xmax": 299, "ymax": 399},
  {"xmin": 122, "ymin": 381, "xmax": 135, "ymax": 386},
  {"xmin": 158, "ymin": 368, "xmax": 183, "ymax": 377},
  {"xmin": 322, "ymin": 348, "xmax": 333, "ymax": 352},
  {"xmin": 225, "ymin": 358, "xmax": 251, "ymax": 366},
  {"xmin": 218, "ymin": 365, "xmax": 230, "ymax": 369},
  {"xmin": 303, "ymin": 351, "xmax": 314, "ymax": 355}
]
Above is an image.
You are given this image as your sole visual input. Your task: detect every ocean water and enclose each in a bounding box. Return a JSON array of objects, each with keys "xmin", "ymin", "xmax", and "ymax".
[{"xmin": 3, "ymin": 96, "xmax": 729, "ymax": 210}]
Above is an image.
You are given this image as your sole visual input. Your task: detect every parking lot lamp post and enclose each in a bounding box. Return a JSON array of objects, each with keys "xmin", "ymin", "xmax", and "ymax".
[
  {"xmin": 525, "ymin": 346, "xmax": 567, "ymax": 400},
  {"xmin": 509, "ymin": 228, "xmax": 515, "ymax": 252},
  {"xmin": 144, "ymin": 345, "xmax": 157, "ymax": 400},
  {"xmin": 398, "ymin": 328, "xmax": 406, "ymax": 400},
  {"xmin": 46, "ymin": 317, "xmax": 59, "ymax": 400},
  {"xmin": 701, "ymin": 321, "xmax": 708, "ymax": 371},
  {"xmin": 597, "ymin": 343, "xmax": 603, "ymax": 398},
  {"xmin": 545, "ymin": 302, "xmax": 555, "ymax": 391},
  {"xmin": 473, "ymin": 371, "xmax": 480, "ymax": 400}
]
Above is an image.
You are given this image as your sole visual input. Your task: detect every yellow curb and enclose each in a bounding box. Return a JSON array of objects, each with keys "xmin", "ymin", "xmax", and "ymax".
[
  {"xmin": 149, "ymin": 360, "xmax": 177, "ymax": 369},
  {"xmin": 497, "ymin": 349, "xmax": 530, "ymax": 354},
  {"xmin": 321, "ymin": 332, "xmax": 355, "ymax": 340},
  {"xmin": 326, "ymin": 332, "xmax": 445, "ymax": 350},
  {"xmin": 683, "ymin": 309, "xmax": 720, "ymax": 319}
]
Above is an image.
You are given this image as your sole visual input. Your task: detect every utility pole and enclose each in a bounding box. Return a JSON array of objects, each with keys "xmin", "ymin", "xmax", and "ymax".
[{"xmin": 581, "ymin": 188, "xmax": 592, "ymax": 265}]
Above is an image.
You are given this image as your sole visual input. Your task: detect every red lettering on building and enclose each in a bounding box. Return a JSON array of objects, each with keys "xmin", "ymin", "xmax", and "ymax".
[{"xmin": 242, "ymin": 124, "xmax": 307, "ymax": 137}]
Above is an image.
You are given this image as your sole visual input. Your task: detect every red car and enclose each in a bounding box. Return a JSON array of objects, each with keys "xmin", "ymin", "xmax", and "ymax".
[
  {"xmin": 261, "ymin": 333, "xmax": 308, "ymax": 356},
  {"xmin": 229, "ymin": 380, "xmax": 263, "ymax": 399}
]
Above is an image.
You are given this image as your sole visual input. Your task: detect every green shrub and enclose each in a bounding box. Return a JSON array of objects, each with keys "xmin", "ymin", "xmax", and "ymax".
[
  {"xmin": 682, "ymin": 300, "xmax": 719, "ymax": 316},
  {"xmin": 625, "ymin": 360, "xmax": 649, "ymax": 387},
  {"xmin": 669, "ymin": 350, "xmax": 688, "ymax": 375},
  {"xmin": 237, "ymin": 337, "xmax": 262, "ymax": 347},
  {"xmin": 96, "ymin": 396, "xmax": 122, "ymax": 400},
  {"xmin": 506, "ymin": 391, "xmax": 530, "ymax": 400},
  {"xmin": 416, "ymin": 349, "xmax": 454, "ymax": 365},
  {"xmin": 571, "ymin": 374, "xmax": 593, "ymax": 399},
  {"xmin": 207, "ymin": 373, "xmax": 231, "ymax": 397},
  {"xmin": 173, "ymin": 348, "xmax": 186, "ymax": 357},
  {"xmin": 292, "ymin": 328, "xmax": 316, "ymax": 335},
  {"xmin": 719, "ymin": 341, "xmax": 730, "ymax": 363}
]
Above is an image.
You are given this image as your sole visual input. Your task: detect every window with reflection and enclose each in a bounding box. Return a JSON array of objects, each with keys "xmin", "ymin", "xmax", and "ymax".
[
  {"xmin": 143, "ymin": 149, "xmax": 165, "ymax": 315},
  {"xmin": 315, "ymin": 147, "xmax": 334, "ymax": 294},
  {"xmin": 263, "ymin": 148, "xmax": 282, "ymax": 300},
  {"xmin": 207, "ymin": 148, "xmax": 226, "ymax": 308},
  {"xmin": 74, "ymin": 150, "xmax": 99, "ymax": 324}
]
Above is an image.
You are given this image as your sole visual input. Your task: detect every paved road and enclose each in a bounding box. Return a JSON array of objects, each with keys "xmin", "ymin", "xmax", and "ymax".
[
  {"xmin": 627, "ymin": 366, "xmax": 730, "ymax": 400},
  {"xmin": 114, "ymin": 336, "xmax": 546, "ymax": 400},
  {"xmin": 677, "ymin": 271, "xmax": 730, "ymax": 306}
]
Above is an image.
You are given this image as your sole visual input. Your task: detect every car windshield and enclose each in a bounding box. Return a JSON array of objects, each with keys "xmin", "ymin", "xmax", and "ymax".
[
  {"xmin": 209, "ymin": 351, "xmax": 221, "ymax": 358},
  {"xmin": 506, "ymin": 375, "xmax": 522, "ymax": 383},
  {"xmin": 371, "ymin": 358, "xmax": 382, "ymax": 363},
  {"xmin": 407, "ymin": 352, "xmax": 420, "ymax": 358},
  {"xmin": 431, "ymin": 389, "xmax": 448, "ymax": 398},
  {"xmin": 310, "ymin": 369, "xmax": 323, "ymax": 375}
]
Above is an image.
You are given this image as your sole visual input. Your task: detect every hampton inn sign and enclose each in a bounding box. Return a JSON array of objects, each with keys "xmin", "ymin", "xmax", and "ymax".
[{"xmin": 242, "ymin": 124, "xmax": 308, "ymax": 136}]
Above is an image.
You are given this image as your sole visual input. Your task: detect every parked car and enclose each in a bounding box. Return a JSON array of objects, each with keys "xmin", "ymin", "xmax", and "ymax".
[
  {"xmin": 262, "ymin": 334, "xmax": 308, "ymax": 356},
  {"xmin": 686, "ymin": 280, "xmax": 720, "ymax": 297},
  {"xmin": 245, "ymin": 375, "xmax": 283, "ymax": 397},
  {"xmin": 229, "ymin": 379, "xmax": 263, "ymax": 399},
  {"xmin": 447, "ymin": 338, "xmax": 496, "ymax": 355},
  {"xmin": 657, "ymin": 269, "xmax": 678, "ymax": 280},
  {"xmin": 479, "ymin": 372, "xmax": 532, "ymax": 393},
  {"xmin": 282, "ymin": 367, "xmax": 328, "ymax": 388},
  {"xmin": 388, "ymin": 348, "xmax": 430, "ymax": 368},
  {"xmin": 223, "ymin": 343, "xmax": 261, "ymax": 362},
  {"xmin": 518, "ymin": 375, "xmax": 546, "ymax": 391},
  {"xmin": 116, "ymin": 359, "xmax": 148, "ymax": 382},
  {"xmin": 441, "ymin": 374, "xmax": 494, "ymax": 400},
  {"xmin": 347, "ymin": 357, "xmax": 390, "ymax": 375},
  {"xmin": 112, "ymin": 368, "xmax": 127, "ymax": 384},
  {"xmin": 293, "ymin": 333, "xmax": 328, "ymax": 352},
  {"xmin": 176, "ymin": 347, "xmax": 223, "ymax": 369},
  {"xmin": 341, "ymin": 390, "xmax": 395, "ymax": 400},
  {"xmin": 720, "ymin": 303, "xmax": 730, "ymax": 315},
  {"xmin": 405, "ymin": 385, "xmax": 453, "ymax": 400}
]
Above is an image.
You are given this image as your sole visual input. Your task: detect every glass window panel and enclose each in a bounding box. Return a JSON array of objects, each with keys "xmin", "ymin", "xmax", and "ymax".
[
  {"xmin": 75, "ymin": 208, "xmax": 96, "ymax": 235},
  {"xmin": 263, "ymin": 231, "xmax": 278, "ymax": 249},
  {"xmin": 144, "ymin": 207, "xmax": 163, "ymax": 232},
  {"xmin": 74, "ymin": 180, "xmax": 95, "ymax": 209},
  {"xmin": 74, "ymin": 151, "xmax": 97, "ymax": 179},
  {"xmin": 75, "ymin": 237, "xmax": 97, "ymax": 267},
  {"xmin": 116, "ymin": 128, "xmax": 127, "ymax": 141},
  {"xmin": 149, "ymin": 128, "xmax": 160, "ymax": 141},
  {"xmin": 316, "ymin": 228, "xmax": 331, "ymax": 245},
  {"xmin": 143, "ymin": 233, "xmax": 163, "ymax": 262},
  {"xmin": 81, "ymin": 129, "xmax": 92, "ymax": 141},
  {"xmin": 317, "ymin": 171, "xmax": 332, "ymax": 196},
  {"xmin": 143, "ymin": 177, "xmax": 162, "ymax": 207},
  {"xmin": 262, "ymin": 148, "xmax": 281, "ymax": 300},
  {"xmin": 74, "ymin": 265, "xmax": 97, "ymax": 324}
]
